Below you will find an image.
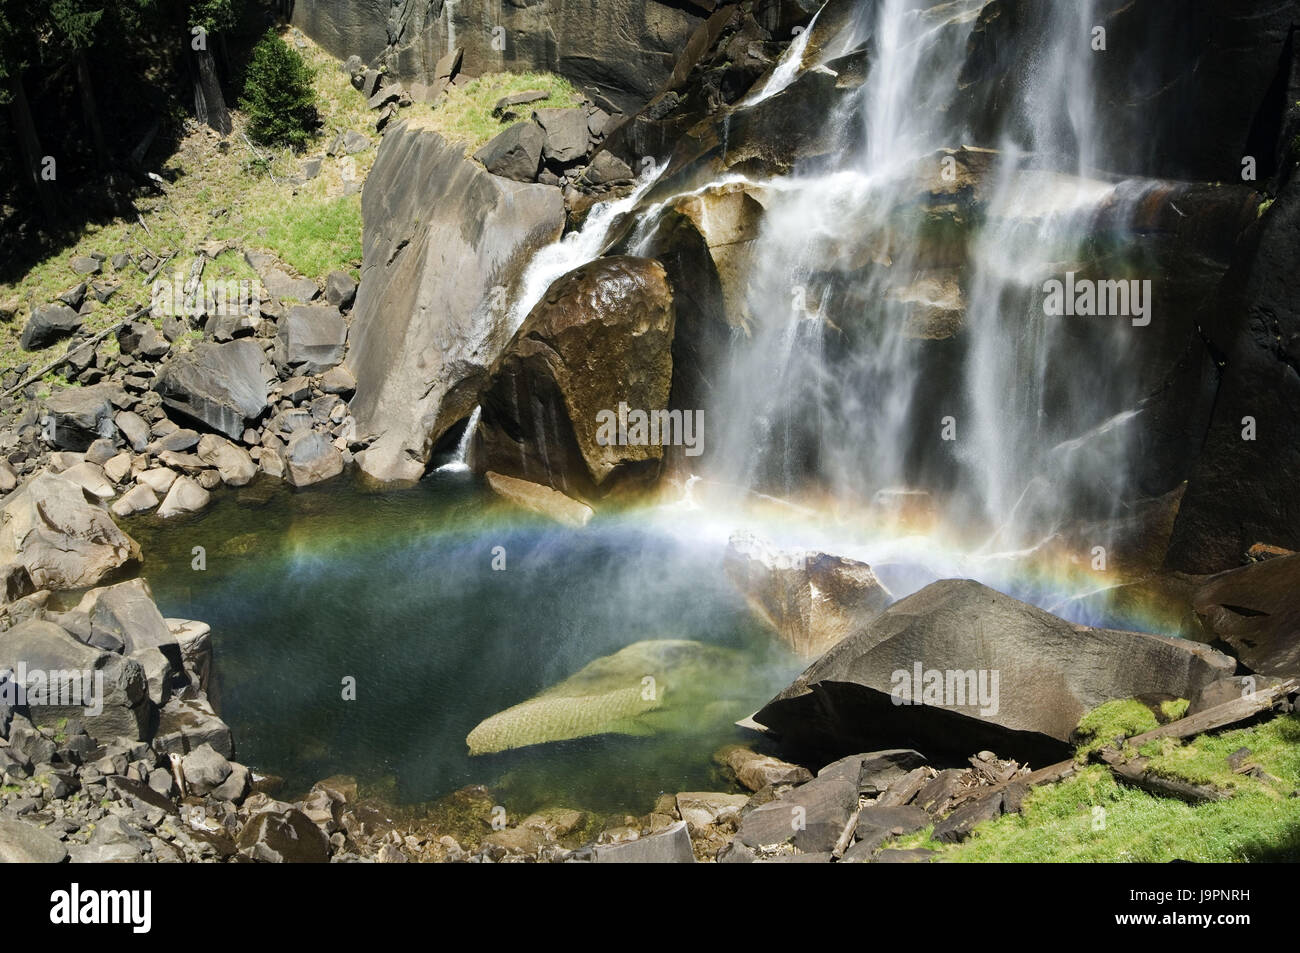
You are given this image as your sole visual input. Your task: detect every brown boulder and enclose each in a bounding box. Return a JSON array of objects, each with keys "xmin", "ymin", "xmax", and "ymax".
[
  {"xmin": 753, "ymin": 579, "xmax": 1237, "ymax": 763},
  {"xmin": 0, "ymin": 472, "xmax": 140, "ymax": 590},
  {"xmin": 474, "ymin": 256, "xmax": 676, "ymax": 501},
  {"xmin": 724, "ymin": 533, "xmax": 893, "ymax": 658}
]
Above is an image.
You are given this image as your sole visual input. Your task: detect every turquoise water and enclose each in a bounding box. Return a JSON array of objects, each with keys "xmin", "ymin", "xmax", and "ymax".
[{"xmin": 128, "ymin": 472, "xmax": 802, "ymax": 816}]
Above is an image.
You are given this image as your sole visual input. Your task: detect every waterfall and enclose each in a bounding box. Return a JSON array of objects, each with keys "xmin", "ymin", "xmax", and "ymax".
[
  {"xmin": 436, "ymin": 405, "xmax": 480, "ymax": 473},
  {"xmin": 696, "ymin": 0, "xmax": 1155, "ymax": 552},
  {"xmin": 744, "ymin": 8, "xmax": 821, "ymax": 106},
  {"xmin": 506, "ymin": 175, "xmax": 659, "ymax": 333}
]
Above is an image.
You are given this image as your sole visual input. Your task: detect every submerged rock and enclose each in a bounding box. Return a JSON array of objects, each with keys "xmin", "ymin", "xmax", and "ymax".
[
  {"xmin": 466, "ymin": 639, "xmax": 743, "ymax": 755},
  {"xmin": 485, "ymin": 470, "xmax": 593, "ymax": 527},
  {"xmin": 723, "ymin": 532, "xmax": 893, "ymax": 658},
  {"xmin": 752, "ymin": 579, "xmax": 1237, "ymax": 762}
]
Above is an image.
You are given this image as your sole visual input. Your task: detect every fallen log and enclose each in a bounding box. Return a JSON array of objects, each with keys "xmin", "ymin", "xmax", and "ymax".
[
  {"xmin": 945, "ymin": 677, "xmax": 1298, "ymax": 811},
  {"xmin": 1098, "ymin": 750, "xmax": 1227, "ymax": 803},
  {"xmin": 0, "ymin": 311, "xmax": 143, "ymax": 401}
]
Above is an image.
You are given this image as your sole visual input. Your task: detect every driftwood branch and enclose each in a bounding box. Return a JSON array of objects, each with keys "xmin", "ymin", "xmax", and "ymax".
[
  {"xmin": 0, "ymin": 311, "xmax": 145, "ymax": 401},
  {"xmin": 143, "ymin": 251, "xmax": 176, "ymax": 287},
  {"xmin": 1098, "ymin": 749, "xmax": 1226, "ymax": 803}
]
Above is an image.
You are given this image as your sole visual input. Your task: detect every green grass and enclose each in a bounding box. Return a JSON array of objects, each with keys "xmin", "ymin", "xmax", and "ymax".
[
  {"xmin": 0, "ymin": 28, "xmax": 372, "ymax": 378},
  {"xmin": 227, "ymin": 193, "xmax": 362, "ymax": 282},
  {"xmin": 418, "ymin": 71, "xmax": 585, "ymax": 152},
  {"xmin": 1073, "ymin": 698, "xmax": 1159, "ymax": 761},
  {"xmin": 884, "ymin": 713, "xmax": 1300, "ymax": 862}
]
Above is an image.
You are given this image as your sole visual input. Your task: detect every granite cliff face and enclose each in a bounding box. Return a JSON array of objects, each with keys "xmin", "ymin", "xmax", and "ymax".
[
  {"xmin": 291, "ymin": 0, "xmax": 711, "ymax": 112},
  {"xmin": 345, "ymin": 123, "xmax": 564, "ymax": 483}
]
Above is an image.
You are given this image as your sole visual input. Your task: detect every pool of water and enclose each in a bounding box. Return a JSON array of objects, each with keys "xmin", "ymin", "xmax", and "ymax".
[{"xmin": 126, "ymin": 472, "xmax": 803, "ymax": 816}]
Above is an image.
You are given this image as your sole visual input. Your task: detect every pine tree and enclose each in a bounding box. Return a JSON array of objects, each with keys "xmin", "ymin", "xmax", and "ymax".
[{"xmin": 239, "ymin": 30, "xmax": 318, "ymax": 150}]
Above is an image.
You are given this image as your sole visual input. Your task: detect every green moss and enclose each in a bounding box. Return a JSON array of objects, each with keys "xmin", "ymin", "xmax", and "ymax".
[
  {"xmin": 421, "ymin": 71, "xmax": 585, "ymax": 153},
  {"xmin": 1159, "ymin": 698, "xmax": 1189, "ymax": 722},
  {"xmin": 1073, "ymin": 699, "xmax": 1159, "ymax": 762}
]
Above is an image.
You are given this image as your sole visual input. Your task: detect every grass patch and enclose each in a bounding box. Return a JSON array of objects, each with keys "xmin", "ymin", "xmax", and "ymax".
[
  {"xmin": 885, "ymin": 714, "xmax": 1300, "ymax": 862},
  {"xmin": 230, "ymin": 193, "xmax": 362, "ymax": 282},
  {"xmin": 419, "ymin": 71, "xmax": 585, "ymax": 152},
  {"xmin": 0, "ymin": 28, "xmax": 373, "ymax": 380},
  {"xmin": 1073, "ymin": 698, "xmax": 1159, "ymax": 761}
]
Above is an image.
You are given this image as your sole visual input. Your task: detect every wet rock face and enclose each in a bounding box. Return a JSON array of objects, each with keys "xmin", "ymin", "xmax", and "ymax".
[
  {"xmin": 956, "ymin": 0, "xmax": 1296, "ymax": 182},
  {"xmin": 345, "ymin": 124, "xmax": 564, "ymax": 484},
  {"xmin": 724, "ymin": 532, "xmax": 894, "ymax": 658},
  {"xmin": 1192, "ymin": 553, "xmax": 1300, "ymax": 678},
  {"xmin": 1166, "ymin": 171, "xmax": 1300, "ymax": 572},
  {"xmin": 753, "ymin": 579, "xmax": 1237, "ymax": 763},
  {"xmin": 474, "ymin": 256, "xmax": 676, "ymax": 501}
]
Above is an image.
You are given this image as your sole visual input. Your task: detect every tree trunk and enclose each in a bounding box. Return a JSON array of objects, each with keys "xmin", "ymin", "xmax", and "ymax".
[
  {"xmin": 9, "ymin": 75, "xmax": 58, "ymax": 224},
  {"xmin": 75, "ymin": 51, "xmax": 109, "ymax": 165},
  {"xmin": 192, "ymin": 45, "xmax": 232, "ymax": 136}
]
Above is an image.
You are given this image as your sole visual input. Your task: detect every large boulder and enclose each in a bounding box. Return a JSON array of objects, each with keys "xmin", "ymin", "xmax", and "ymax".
[
  {"xmin": 0, "ymin": 817, "xmax": 69, "ymax": 863},
  {"xmin": 274, "ymin": 304, "xmax": 348, "ymax": 376},
  {"xmin": 84, "ymin": 578, "xmax": 173, "ymax": 655},
  {"xmin": 20, "ymin": 303, "xmax": 83, "ymax": 351},
  {"xmin": 752, "ymin": 579, "xmax": 1237, "ymax": 762},
  {"xmin": 474, "ymin": 256, "xmax": 676, "ymax": 501},
  {"xmin": 533, "ymin": 108, "xmax": 592, "ymax": 164},
  {"xmin": 0, "ymin": 619, "xmax": 150, "ymax": 741},
  {"xmin": 735, "ymin": 771, "xmax": 859, "ymax": 855},
  {"xmin": 345, "ymin": 124, "xmax": 564, "ymax": 484},
  {"xmin": 0, "ymin": 472, "xmax": 140, "ymax": 590},
  {"xmin": 473, "ymin": 122, "xmax": 544, "ymax": 182},
  {"xmin": 153, "ymin": 339, "xmax": 273, "ymax": 440},
  {"xmin": 285, "ymin": 431, "xmax": 344, "ymax": 487},
  {"xmin": 196, "ymin": 435, "xmax": 257, "ymax": 486},
  {"xmin": 724, "ymin": 533, "xmax": 893, "ymax": 658},
  {"xmin": 237, "ymin": 808, "xmax": 330, "ymax": 863},
  {"xmin": 43, "ymin": 383, "xmax": 128, "ymax": 451},
  {"xmin": 1192, "ymin": 554, "xmax": 1300, "ymax": 678}
]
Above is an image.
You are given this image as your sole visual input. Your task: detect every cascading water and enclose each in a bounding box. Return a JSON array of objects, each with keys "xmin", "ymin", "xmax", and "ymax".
[
  {"xmin": 744, "ymin": 7, "xmax": 821, "ymax": 106},
  {"xmin": 700, "ymin": 0, "xmax": 1157, "ymax": 558}
]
